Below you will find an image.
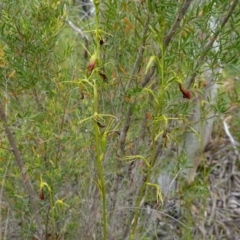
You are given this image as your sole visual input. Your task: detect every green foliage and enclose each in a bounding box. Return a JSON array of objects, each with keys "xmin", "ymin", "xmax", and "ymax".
[
  {"xmin": 0, "ymin": 0, "xmax": 239, "ymax": 239},
  {"xmin": 0, "ymin": 0, "xmax": 66, "ymax": 90}
]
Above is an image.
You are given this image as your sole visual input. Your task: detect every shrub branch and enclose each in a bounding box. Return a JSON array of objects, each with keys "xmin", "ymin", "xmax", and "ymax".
[
  {"xmin": 0, "ymin": 101, "xmax": 42, "ymax": 239},
  {"xmin": 187, "ymin": 0, "xmax": 239, "ymax": 88},
  {"xmin": 141, "ymin": 0, "xmax": 193, "ymax": 87}
]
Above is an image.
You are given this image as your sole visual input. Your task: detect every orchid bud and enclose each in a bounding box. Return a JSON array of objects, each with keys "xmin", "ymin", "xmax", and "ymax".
[{"xmin": 87, "ymin": 54, "xmax": 97, "ymax": 74}]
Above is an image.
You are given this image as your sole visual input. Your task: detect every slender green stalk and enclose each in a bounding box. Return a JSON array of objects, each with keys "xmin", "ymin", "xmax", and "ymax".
[
  {"xmin": 93, "ymin": 2, "xmax": 107, "ymax": 238},
  {"xmin": 94, "ymin": 0, "xmax": 100, "ymax": 57},
  {"xmin": 93, "ymin": 80, "xmax": 107, "ymax": 240},
  {"xmin": 50, "ymin": 189, "xmax": 55, "ymax": 239}
]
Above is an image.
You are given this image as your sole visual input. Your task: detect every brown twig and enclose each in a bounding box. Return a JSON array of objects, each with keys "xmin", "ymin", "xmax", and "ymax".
[
  {"xmin": 0, "ymin": 101, "xmax": 43, "ymax": 239},
  {"xmin": 164, "ymin": 0, "xmax": 193, "ymax": 47}
]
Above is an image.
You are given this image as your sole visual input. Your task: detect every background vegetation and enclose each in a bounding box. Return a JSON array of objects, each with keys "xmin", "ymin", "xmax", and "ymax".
[{"xmin": 0, "ymin": 0, "xmax": 240, "ymax": 239}]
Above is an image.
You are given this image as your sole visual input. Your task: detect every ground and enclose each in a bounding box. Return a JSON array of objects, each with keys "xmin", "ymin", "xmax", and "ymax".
[{"xmin": 152, "ymin": 133, "xmax": 240, "ymax": 240}]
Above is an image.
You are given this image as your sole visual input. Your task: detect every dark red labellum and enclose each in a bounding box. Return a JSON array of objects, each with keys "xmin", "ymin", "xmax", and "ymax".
[
  {"xmin": 179, "ymin": 84, "xmax": 191, "ymax": 99},
  {"xmin": 40, "ymin": 188, "xmax": 44, "ymax": 200}
]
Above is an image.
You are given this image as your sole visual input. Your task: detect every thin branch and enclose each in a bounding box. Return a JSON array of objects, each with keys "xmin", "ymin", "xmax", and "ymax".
[
  {"xmin": 117, "ymin": 106, "xmax": 132, "ymax": 157},
  {"xmin": 0, "ymin": 101, "xmax": 43, "ymax": 239},
  {"xmin": 66, "ymin": 19, "xmax": 88, "ymax": 41},
  {"xmin": 164, "ymin": 0, "xmax": 193, "ymax": 47},
  {"xmin": 223, "ymin": 117, "xmax": 239, "ymax": 156},
  {"xmin": 132, "ymin": 17, "xmax": 150, "ymax": 76},
  {"xmin": 66, "ymin": 19, "xmax": 89, "ymax": 60},
  {"xmin": 187, "ymin": 0, "xmax": 239, "ymax": 88},
  {"xmin": 141, "ymin": 0, "xmax": 193, "ymax": 87},
  {"xmin": 117, "ymin": 17, "xmax": 150, "ymax": 157},
  {"xmin": 119, "ymin": 16, "xmax": 150, "ymax": 109}
]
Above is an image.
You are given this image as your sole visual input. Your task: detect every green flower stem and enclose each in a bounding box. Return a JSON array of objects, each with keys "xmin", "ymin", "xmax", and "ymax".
[
  {"xmin": 93, "ymin": 80, "xmax": 107, "ymax": 240},
  {"xmin": 94, "ymin": 0, "xmax": 100, "ymax": 57},
  {"xmin": 91, "ymin": 2, "xmax": 107, "ymax": 239},
  {"xmin": 93, "ymin": 1, "xmax": 107, "ymax": 238}
]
